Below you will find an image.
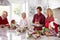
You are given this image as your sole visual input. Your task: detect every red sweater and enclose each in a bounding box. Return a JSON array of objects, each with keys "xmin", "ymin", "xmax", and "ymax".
[
  {"xmin": 45, "ymin": 17, "xmax": 54, "ymax": 28},
  {"xmin": 32, "ymin": 13, "xmax": 45, "ymax": 30},
  {"xmin": 53, "ymin": 22, "xmax": 58, "ymax": 33},
  {"xmin": 33, "ymin": 13, "xmax": 45, "ymax": 26},
  {"xmin": 0, "ymin": 16, "xmax": 9, "ymax": 25},
  {"xmin": 45, "ymin": 17, "xmax": 58, "ymax": 33}
]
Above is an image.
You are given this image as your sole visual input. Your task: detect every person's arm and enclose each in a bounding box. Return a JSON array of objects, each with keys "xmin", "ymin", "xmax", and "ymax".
[
  {"xmin": 19, "ymin": 20, "xmax": 22, "ymax": 26},
  {"xmin": 32, "ymin": 14, "xmax": 35, "ymax": 23},
  {"xmin": 40, "ymin": 15, "xmax": 45, "ymax": 26},
  {"xmin": 6, "ymin": 19, "xmax": 9, "ymax": 24},
  {"xmin": 25, "ymin": 19, "xmax": 28, "ymax": 26},
  {"xmin": 4, "ymin": 18, "xmax": 9, "ymax": 25},
  {"xmin": 0, "ymin": 16, "xmax": 2, "ymax": 25},
  {"xmin": 5, "ymin": 18, "xmax": 10, "ymax": 28}
]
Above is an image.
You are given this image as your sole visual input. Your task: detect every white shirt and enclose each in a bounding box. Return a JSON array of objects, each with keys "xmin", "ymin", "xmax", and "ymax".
[{"xmin": 20, "ymin": 18, "xmax": 28, "ymax": 27}]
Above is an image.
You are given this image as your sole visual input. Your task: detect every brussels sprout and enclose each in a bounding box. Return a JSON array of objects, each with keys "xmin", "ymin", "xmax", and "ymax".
[
  {"xmin": 44, "ymin": 28, "xmax": 49, "ymax": 31},
  {"xmin": 35, "ymin": 30, "xmax": 41, "ymax": 35}
]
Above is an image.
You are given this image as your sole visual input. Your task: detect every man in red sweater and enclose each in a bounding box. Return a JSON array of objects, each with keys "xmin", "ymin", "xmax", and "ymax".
[
  {"xmin": 0, "ymin": 11, "xmax": 9, "ymax": 40},
  {"xmin": 0, "ymin": 11, "xmax": 9, "ymax": 25}
]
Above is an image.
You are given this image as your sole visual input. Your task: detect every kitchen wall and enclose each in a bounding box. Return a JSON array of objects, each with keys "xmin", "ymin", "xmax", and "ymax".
[{"xmin": 53, "ymin": 8, "xmax": 60, "ymax": 20}]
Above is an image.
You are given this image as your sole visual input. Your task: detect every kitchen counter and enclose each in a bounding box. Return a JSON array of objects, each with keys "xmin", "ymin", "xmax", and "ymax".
[
  {"xmin": 7, "ymin": 30, "xmax": 60, "ymax": 40},
  {"xmin": 0, "ymin": 26, "xmax": 60, "ymax": 40}
]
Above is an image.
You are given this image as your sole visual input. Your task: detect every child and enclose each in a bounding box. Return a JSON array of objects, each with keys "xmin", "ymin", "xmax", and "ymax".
[{"xmin": 10, "ymin": 20, "xmax": 18, "ymax": 30}]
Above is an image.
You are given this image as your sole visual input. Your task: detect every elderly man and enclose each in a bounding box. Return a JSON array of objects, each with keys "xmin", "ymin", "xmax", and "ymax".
[
  {"xmin": 0, "ymin": 11, "xmax": 9, "ymax": 25},
  {"xmin": 0, "ymin": 11, "xmax": 9, "ymax": 40}
]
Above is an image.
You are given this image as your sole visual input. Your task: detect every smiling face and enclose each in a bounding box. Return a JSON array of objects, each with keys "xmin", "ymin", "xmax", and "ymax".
[
  {"xmin": 36, "ymin": 7, "xmax": 42, "ymax": 15},
  {"xmin": 11, "ymin": 20, "xmax": 15, "ymax": 24},
  {"xmin": 22, "ymin": 12, "xmax": 26, "ymax": 19},
  {"xmin": 37, "ymin": 9, "xmax": 41, "ymax": 14},
  {"xmin": 46, "ymin": 8, "xmax": 53, "ymax": 17},
  {"xmin": 2, "ymin": 11, "xmax": 8, "ymax": 18}
]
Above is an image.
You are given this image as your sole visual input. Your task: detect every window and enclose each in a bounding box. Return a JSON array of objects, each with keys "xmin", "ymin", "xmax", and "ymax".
[
  {"xmin": 0, "ymin": 6, "xmax": 11, "ymax": 23},
  {"xmin": 11, "ymin": 2, "xmax": 28, "ymax": 24}
]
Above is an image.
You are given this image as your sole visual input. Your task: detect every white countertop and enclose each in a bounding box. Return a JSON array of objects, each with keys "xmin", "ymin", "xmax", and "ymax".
[{"xmin": 7, "ymin": 30, "xmax": 60, "ymax": 40}]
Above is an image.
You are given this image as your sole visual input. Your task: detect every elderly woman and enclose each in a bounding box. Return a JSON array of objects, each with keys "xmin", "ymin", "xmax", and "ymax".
[
  {"xmin": 20, "ymin": 12, "xmax": 28, "ymax": 28},
  {"xmin": 0, "ymin": 11, "xmax": 9, "ymax": 25},
  {"xmin": 0, "ymin": 11, "xmax": 9, "ymax": 40}
]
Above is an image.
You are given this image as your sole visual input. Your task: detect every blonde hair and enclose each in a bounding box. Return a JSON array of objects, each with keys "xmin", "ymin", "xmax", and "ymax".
[
  {"xmin": 21, "ymin": 12, "xmax": 26, "ymax": 19},
  {"xmin": 22, "ymin": 12, "xmax": 26, "ymax": 15},
  {"xmin": 46, "ymin": 8, "xmax": 54, "ymax": 17}
]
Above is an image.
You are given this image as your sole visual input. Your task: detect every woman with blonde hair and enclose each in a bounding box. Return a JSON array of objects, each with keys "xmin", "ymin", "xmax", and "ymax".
[
  {"xmin": 45, "ymin": 8, "xmax": 54, "ymax": 28},
  {"xmin": 45, "ymin": 8, "xmax": 58, "ymax": 35}
]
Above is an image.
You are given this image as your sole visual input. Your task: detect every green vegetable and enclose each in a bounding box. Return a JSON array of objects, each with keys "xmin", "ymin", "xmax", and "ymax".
[
  {"xmin": 10, "ymin": 24, "xmax": 15, "ymax": 28},
  {"xmin": 44, "ymin": 28, "xmax": 49, "ymax": 31},
  {"xmin": 35, "ymin": 30, "xmax": 41, "ymax": 35}
]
